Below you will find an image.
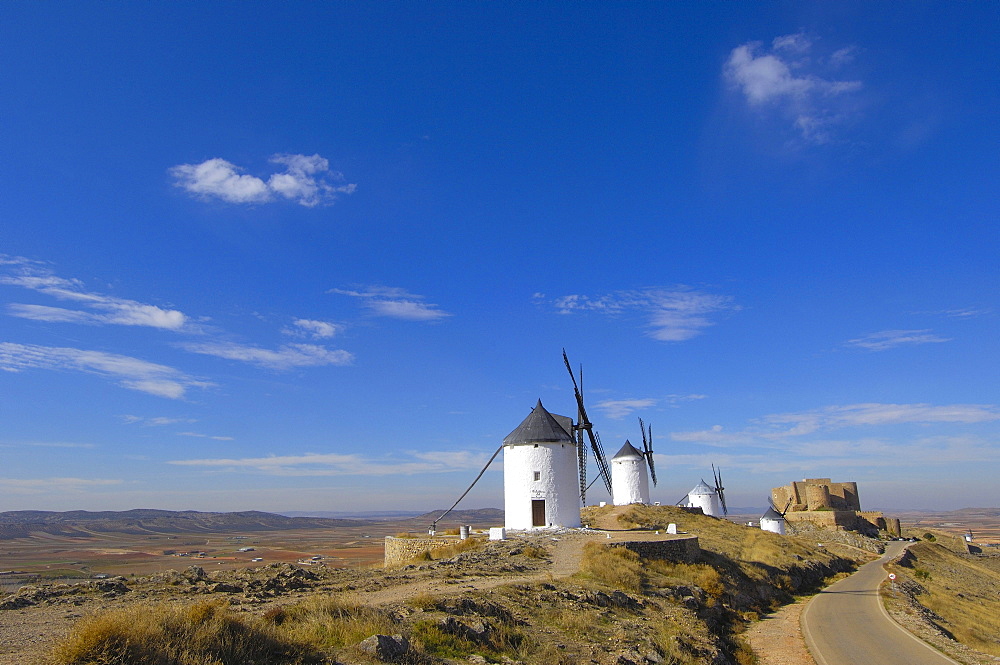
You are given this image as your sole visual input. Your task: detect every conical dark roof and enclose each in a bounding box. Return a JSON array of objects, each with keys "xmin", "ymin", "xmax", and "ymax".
[
  {"xmin": 504, "ymin": 399, "xmax": 573, "ymax": 445},
  {"xmin": 761, "ymin": 506, "xmax": 784, "ymax": 520},
  {"xmin": 612, "ymin": 440, "xmax": 644, "ymax": 460}
]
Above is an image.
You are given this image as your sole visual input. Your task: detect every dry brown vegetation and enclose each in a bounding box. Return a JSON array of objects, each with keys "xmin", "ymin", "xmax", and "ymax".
[
  {"xmin": 53, "ymin": 599, "xmax": 323, "ymax": 665},
  {"xmin": 888, "ymin": 540, "xmax": 1000, "ymax": 657},
  {"xmin": 32, "ymin": 505, "xmax": 869, "ymax": 664}
]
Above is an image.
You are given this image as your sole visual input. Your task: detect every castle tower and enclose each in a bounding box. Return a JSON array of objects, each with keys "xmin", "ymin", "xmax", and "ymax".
[
  {"xmin": 503, "ymin": 400, "xmax": 581, "ymax": 530},
  {"xmin": 805, "ymin": 483, "xmax": 832, "ymax": 511},
  {"xmin": 611, "ymin": 440, "xmax": 649, "ymax": 506},
  {"xmin": 760, "ymin": 506, "xmax": 787, "ymax": 535},
  {"xmin": 686, "ymin": 479, "xmax": 722, "ymax": 517}
]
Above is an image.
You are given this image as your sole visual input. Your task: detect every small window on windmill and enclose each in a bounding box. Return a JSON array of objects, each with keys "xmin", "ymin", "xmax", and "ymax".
[{"xmin": 533, "ymin": 471, "xmax": 540, "ymax": 481}]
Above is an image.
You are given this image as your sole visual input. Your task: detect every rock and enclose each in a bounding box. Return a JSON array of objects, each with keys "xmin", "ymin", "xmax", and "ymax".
[
  {"xmin": 357, "ymin": 634, "xmax": 410, "ymax": 662},
  {"xmin": 208, "ymin": 582, "xmax": 243, "ymax": 593}
]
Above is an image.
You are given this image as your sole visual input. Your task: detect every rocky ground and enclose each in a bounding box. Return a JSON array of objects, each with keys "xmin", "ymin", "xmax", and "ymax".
[{"xmin": 4, "ymin": 510, "xmax": 990, "ymax": 665}]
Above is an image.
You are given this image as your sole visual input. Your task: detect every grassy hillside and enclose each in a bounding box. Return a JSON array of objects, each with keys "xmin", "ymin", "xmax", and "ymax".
[
  {"xmin": 37, "ymin": 505, "xmax": 863, "ymax": 665},
  {"xmin": 887, "ymin": 539, "xmax": 1000, "ymax": 658}
]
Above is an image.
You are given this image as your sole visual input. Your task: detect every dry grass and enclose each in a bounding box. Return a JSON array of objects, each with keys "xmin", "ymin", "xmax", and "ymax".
[
  {"xmin": 268, "ymin": 595, "xmax": 398, "ymax": 649},
  {"xmin": 647, "ymin": 560, "xmax": 725, "ymax": 600},
  {"xmin": 52, "ymin": 599, "xmax": 321, "ymax": 665},
  {"xmin": 578, "ymin": 541, "xmax": 645, "ymax": 592},
  {"xmin": 890, "ymin": 542, "xmax": 1000, "ymax": 656},
  {"xmin": 519, "ymin": 544, "xmax": 548, "ymax": 559}
]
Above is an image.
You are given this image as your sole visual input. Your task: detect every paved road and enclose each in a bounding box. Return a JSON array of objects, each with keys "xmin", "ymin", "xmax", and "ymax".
[{"xmin": 801, "ymin": 541, "xmax": 959, "ymax": 665}]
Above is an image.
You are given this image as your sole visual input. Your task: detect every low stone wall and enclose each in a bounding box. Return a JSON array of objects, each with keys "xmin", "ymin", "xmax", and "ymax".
[
  {"xmin": 607, "ymin": 536, "xmax": 700, "ymax": 562},
  {"xmin": 384, "ymin": 535, "xmax": 469, "ymax": 567}
]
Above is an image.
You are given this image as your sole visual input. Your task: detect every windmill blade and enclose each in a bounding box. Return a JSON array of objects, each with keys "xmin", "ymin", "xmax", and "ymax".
[
  {"xmin": 639, "ymin": 417, "xmax": 657, "ymax": 486},
  {"xmin": 563, "ymin": 350, "xmax": 612, "ymax": 496},
  {"xmin": 712, "ymin": 464, "xmax": 728, "ymax": 515},
  {"xmin": 781, "ymin": 498, "xmax": 792, "ymax": 517},
  {"xmin": 577, "ymin": 429, "xmax": 588, "ymax": 502}
]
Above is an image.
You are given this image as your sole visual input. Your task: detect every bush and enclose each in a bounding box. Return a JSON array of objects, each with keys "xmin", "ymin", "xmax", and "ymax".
[
  {"xmin": 272, "ymin": 596, "xmax": 398, "ymax": 649},
  {"xmin": 579, "ymin": 542, "xmax": 644, "ymax": 593},
  {"xmin": 52, "ymin": 600, "xmax": 321, "ymax": 665}
]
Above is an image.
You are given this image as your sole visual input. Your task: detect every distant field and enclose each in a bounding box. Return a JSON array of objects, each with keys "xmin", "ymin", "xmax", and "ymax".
[
  {"xmin": 896, "ymin": 508, "xmax": 1000, "ymax": 547},
  {"xmin": 0, "ymin": 509, "xmax": 504, "ymax": 590}
]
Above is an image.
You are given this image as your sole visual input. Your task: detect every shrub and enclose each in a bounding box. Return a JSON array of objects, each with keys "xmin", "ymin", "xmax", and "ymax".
[
  {"xmin": 273, "ymin": 596, "xmax": 397, "ymax": 649},
  {"xmin": 52, "ymin": 600, "xmax": 321, "ymax": 665},
  {"xmin": 519, "ymin": 545, "xmax": 548, "ymax": 559},
  {"xmin": 579, "ymin": 542, "xmax": 644, "ymax": 593}
]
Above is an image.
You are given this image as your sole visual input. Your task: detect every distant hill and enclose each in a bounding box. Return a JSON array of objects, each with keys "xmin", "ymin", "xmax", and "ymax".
[
  {"xmin": 281, "ymin": 510, "xmax": 427, "ymax": 520},
  {"xmin": 0, "ymin": 509, "xmax": 372, "ymax": 539},
  {"xmin": 411, "ymin": 508, "xmax": 504, "ymax": 527}
]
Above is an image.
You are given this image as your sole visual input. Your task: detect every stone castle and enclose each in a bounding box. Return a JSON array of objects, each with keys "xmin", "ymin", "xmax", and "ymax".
[{"xmin": 771, "ymin": 478, "xmax": 900, "ymax": 536}]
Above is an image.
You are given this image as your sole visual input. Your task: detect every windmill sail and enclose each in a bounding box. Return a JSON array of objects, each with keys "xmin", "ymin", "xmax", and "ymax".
[
  {"xmin": 712, "ymin": 464, "xmax": 728, "ymax": 515},
  {"xmin": 639, "ymin": 417, "xmax": 657, "ymax": 486},
  {"xmin": 563, "ymin": 349, "xmax": 613, "ymax": 496}
]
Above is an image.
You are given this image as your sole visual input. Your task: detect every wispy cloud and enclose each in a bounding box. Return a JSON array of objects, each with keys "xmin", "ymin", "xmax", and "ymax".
[
  {"xmin": 283, "ymin": 318, "xmax": 342, "ymax": 339},
  {"xmin": 169, "ymin": 449, "xmax": 488, "ymax": 476},
  {"xmin": 180, "ymin": 341, "xmax": 354, "ymax": 370},
  {"xmin": 1, "ymin": 256, "xmax": 187, "ymax": 330},
  {"xmin": 673, "ymin": 402, "xmax": 1000, "ymax": 445},
  {"xmin": 177, "ymin": 431, "xmax": 235, "ymax": 441},
  {"xmin": 331, "ymin": 286, "xmax": 451, "ymax": 322},
  {"xmin": 122, "ymin": 415, "xmax": 197, "ymax": 426},
  {"xmin": 724, "ymin": 32, "xmax": 863, "ymax": 144},
  {"xmin": 595, "ymin": 398, "xmax": 658, "ymax": 420},
  {"xmin": 170, "ymin": 154, "xmax": 356, "ymax": 207},
  {"xmin": 0, "ymin": 342, "xmax": 209, "ymax": 399},
  {"xmin": 845, "ymin": 329, "xmax": 950, "ymax": 351},
  {"xmin": 547, "ymin": 287, "xmax": 736, "ymax": 341},
  {"xmin": 0, "ymin": 477, "xmax": 123, "ymax": 494}
]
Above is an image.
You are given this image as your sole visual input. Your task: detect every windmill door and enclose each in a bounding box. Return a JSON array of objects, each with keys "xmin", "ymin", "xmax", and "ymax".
[{"xmin": 531, "ymin": 500, "xmax": 546, "ymax": 527}]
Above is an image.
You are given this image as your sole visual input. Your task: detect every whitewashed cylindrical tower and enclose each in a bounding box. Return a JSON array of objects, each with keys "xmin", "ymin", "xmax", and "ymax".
[
  {"xmin": 611, "ymin": 440, "xmax": 649, "ymax": 506},
  {"xmin": 503, "ymin": 400, "xmax": 581, "ymax": 530},
  {"xmin": 687, "ymin": 479, "xmax": 722, "ymax": 517},
  {"xmin": 760, "ymin": 506, "xmax": 787, "ymax": 535}
]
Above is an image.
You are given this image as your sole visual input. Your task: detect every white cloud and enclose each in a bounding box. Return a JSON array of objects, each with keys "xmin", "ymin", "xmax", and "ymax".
[
  {"xmin": 169, "ymin": 449, "xmax": 488, "ymax": 477},
  {"xmin": 595, "ymin": 398, "xmax": 658, "ymax": 420},
  {"xmin": 170, "ymin": 154, "xmax": 356, "ymax": 207},
  {"xmin": 551, "ymin": 287, "xmax": 736, "ymax": 342},
  {"xmin": 1, "ymin": 258, "xmax": 187, "ymax": 330},
  {"xmin": 122, "ymin": 415, "xmax": 197, "ymax": 426},
  {"xmin": 284, "ymin": 318, "xmax": 342, "ymax": 339},
  {"xmin": 672, "ymin": 402, "xmax": 1000, "ymax": 446},
  {"xmin": 0, "ymin": 342, "xmax": 209, "ymax": 399},
  {"xmin": 181, "ymin": 341, "xmax": 354, "ymax": 370},
  {"xmin": 724, "ymin": 32, "xmax": 863, "ymax": 143},
  {"xmin": 759, "ymin": 403, "xmax": 1000, "ymax": 435},
  {"xmin": 0, "ymin": 477, "xmax": 123, "ymax": 494},
  {"xmin": 331, "ymin": 286, "xmax": 451, "ymax": 321},
  {"xmin": 845, "ymin": 329, "xmax": 950, "ymax": 351},
  {"xmin": 177, "ymin": 432, "xmax": 235, "ymax": 441}
]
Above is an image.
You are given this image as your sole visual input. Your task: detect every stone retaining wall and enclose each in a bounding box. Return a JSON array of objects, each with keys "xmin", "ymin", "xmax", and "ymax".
[
  {"xmin": 384, "ymin": 535, "xmax": 467, "ymax": 567},
  {"xmin": 607, "ymin": 536, "xmax": 700, "ymax": 562}
]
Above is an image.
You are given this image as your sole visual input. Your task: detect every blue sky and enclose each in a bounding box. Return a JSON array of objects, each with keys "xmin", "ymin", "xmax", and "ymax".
[{"xmin": 1, "ymin": 2, "xmax": 997, "ymax": 514}]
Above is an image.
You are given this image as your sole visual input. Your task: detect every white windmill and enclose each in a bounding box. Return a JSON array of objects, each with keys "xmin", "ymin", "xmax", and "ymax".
[
  {"xmin": 611, "ymin": 418, "xmax": 658, "ymax": 506},
  {"xmin": 502, "ymin": 399, "xmax": 582, "ymax": 530},
  {"xmin": 685, "ymin": 466, "xmax": 727, "ymax": 517},
  {"xmin": 760, "ymin": 497, "xmax": 791, "ymax": 535}
]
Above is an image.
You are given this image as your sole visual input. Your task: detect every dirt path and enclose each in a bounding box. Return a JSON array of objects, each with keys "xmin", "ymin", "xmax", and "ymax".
[{"xmin": 745, "ymin": 599, "xmax": 817, "ymax": 665}]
